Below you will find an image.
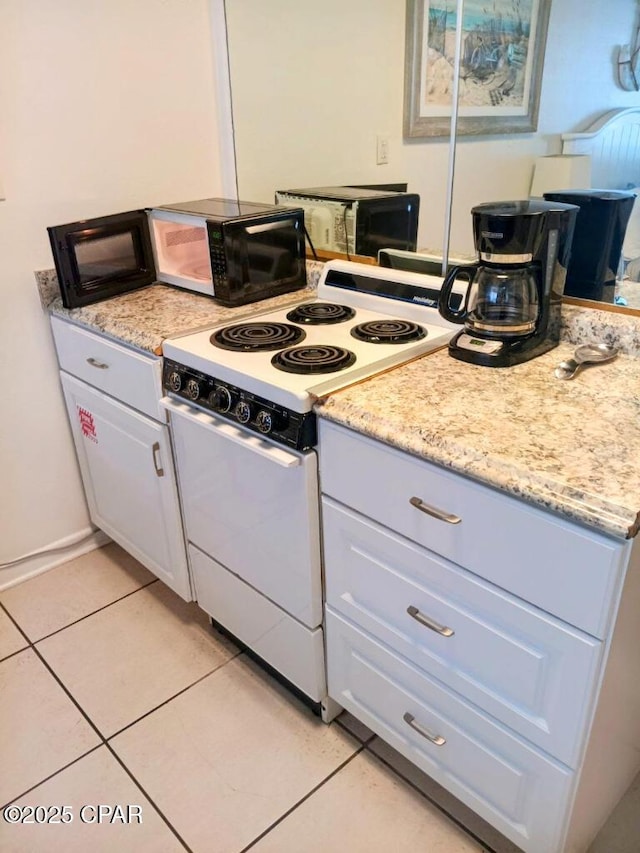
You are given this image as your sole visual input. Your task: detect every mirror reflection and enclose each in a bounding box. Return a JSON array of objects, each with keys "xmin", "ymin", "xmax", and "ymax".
[{"xmin": 225, "ymin": 0, "xmax": 640, "ymax": 311}]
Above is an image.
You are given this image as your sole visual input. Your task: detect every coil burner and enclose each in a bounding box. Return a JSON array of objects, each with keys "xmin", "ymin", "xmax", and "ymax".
[
  {"xmin": 350, "ymin": 319, "xmax": 426, "ymax": 344},
  {"xmin": 286, "ymin": 302, "xmax": 356, "ymax": 325},
  {"xmin": 271, "ymin": 345, "xmax": 357, "ymax": 374},
  {"xmin": 211, "ymin": 322, "xmax": 305, "ymax": 352}
]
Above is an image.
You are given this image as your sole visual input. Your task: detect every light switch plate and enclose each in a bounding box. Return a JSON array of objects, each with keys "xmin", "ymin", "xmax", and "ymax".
[{"xmin": 376, "ymin": 135, "xmax": 390, "ymax": 165}]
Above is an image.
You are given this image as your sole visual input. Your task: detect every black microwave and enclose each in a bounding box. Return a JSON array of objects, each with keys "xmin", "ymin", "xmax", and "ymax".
[
  {"xmin": 48, "ymin": 198, "xmax": 307, "ymax": 309},
  {"xmin": 275, "ymin": 186, "xmax": 420, "ymax": 258}
]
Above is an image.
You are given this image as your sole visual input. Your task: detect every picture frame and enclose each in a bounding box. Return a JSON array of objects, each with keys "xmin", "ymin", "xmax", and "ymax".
[{"xmin": 403, "ymin": 0, "xmax": 552, "ymax": 138}]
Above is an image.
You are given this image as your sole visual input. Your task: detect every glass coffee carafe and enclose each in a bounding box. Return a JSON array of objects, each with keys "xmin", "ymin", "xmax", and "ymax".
[{"xmin": 438, "ymin": 262, "xmax": 541, "ymax": 338}]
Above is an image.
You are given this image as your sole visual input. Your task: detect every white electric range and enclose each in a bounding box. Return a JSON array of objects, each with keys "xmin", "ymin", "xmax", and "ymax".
[
  {"xmin": 161, "ymin": 260, "xmax": 456, "ymax": 718},
  {"xmin": 162, "ymin": 260, "xmax": 456, "ymax": 449}
]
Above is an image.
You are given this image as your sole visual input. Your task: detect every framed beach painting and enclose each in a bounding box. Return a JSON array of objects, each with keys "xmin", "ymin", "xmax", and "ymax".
[{"xmin": 404, "ymin": 0, "xmax": 552, "ymax": 137}]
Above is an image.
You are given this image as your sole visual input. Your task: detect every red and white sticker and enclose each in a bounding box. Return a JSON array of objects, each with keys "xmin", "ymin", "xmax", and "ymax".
[{"xmin": 77, "ymin": 406, "xmax": 98, "ymax": 443}]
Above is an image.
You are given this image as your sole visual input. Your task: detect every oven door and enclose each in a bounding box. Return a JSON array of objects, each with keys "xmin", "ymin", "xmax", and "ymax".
[{"xmin": 163, "ymin": 398, "xmax": 322, "ymax": 628}]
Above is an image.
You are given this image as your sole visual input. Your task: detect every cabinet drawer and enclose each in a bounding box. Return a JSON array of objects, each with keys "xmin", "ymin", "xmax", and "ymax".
[
  {"xmin": 190, "ymin": 545, "xmax": 326, "ymax": 702},
  {"xmin": 326, "ymin": 610, "xmax": 572, "ymax": 853},
  {"xmin": 51, "ymin": 315, "xmax": 163, "ymax": 420},
  {"xmin": 319, "ymin": 420, "xmax": 624, "ymax": 638},
  {"xmin": 323, "ymin": 498, "xmax": 601, "ymax": 768}
]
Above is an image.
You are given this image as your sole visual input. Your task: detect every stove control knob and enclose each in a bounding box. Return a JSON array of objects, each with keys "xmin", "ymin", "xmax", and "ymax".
[
  {"xmin": 185, "ymin": 378, "xmax": 201, "ymax": 401},
  {"xmin": 256, "ymin": 410, "xmax": 273, "ymax": 434},
  {"xmin": 209, "ymin": 385, "xmax": 233, "ymax": 413},
  {"xmin": 235, "ymin": 400, "xmax": 252, "ymax": 424},
  {"xmin": 167, "ymin": 371, "xmax": 182, "ymax": 392}
]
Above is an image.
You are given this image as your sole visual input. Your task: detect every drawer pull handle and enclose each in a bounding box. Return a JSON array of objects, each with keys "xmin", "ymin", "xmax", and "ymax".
[
  {"xmin": 86, "ymin": 357, "xmax": 109, "ymax": 369},
  {"xmin": 152, "ymin": 442, "xmax": 164, "ymax": 477},
  {"xmin": 409, "ymin": 496, "xmax": 461, "ymax": 525},
  {"xmin": 407, "ymin": 605, "xmax": 454, "ymax": 637},
  {"xmin": 403, "ymin": 712, "xmax": 446, "ymax": 746}
]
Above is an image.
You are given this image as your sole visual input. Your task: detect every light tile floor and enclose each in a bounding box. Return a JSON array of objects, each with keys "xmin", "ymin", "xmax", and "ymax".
[{"xmin": 1, "ymin": 543, "xmax": 638, "ymax": 853}]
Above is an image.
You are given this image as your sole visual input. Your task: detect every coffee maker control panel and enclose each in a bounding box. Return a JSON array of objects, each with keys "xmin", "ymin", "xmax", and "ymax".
[{"xmin": 457, "ymin": 334, "xmax": 504, "ymax": 355}]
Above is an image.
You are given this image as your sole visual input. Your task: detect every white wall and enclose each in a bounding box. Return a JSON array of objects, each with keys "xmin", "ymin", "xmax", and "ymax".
[
  {"xmin": 0, "ymin": 0, "xmax": 229, "ymax": 579},
  {"xmin": 227, "ymin": 0, "xmax": 640, "ymax": 254}
]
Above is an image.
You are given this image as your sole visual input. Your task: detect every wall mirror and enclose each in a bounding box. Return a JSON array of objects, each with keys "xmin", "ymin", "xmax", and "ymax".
[{"xmin": 224, "ymin": 0, "xmax": 640, "ymax": 314}]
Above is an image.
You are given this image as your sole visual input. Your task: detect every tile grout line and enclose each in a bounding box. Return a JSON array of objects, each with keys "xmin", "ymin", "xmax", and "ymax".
[
  {"xmin": 238, "ymin": 745, "xmax": 367, "ymax": 853},
  {"xmin": 5, "ymin": 640, "xmax": 193, "ymax": 851},
  {"xmin": 0, "ymin": 745, "xmax": 104, "ymax": 811},
  {"xmin": 0, "ymin": 600, "xmax": 32, "ymax": 657},
  {"xmin": 4, "ymin": 599, "xmax": 493, "ymax": 851},
  {"xmin": 105, "ymin": 648, "xmax": 243, "ymax": 740},
  {"xmin": 0, "ymin": 645, "xmax": 31, "ymax": 664},
  {"xmin": 364, "ymin": 743, "xmax": 498, "ymax": 853},
  {"xmin": 2, "ymin": 578, "xmax": 161, "ymax": 646},
  {"xmin": 102, "ymin": 741, "xmax": 194, "ymax": 853},
  {"xmin": 1, "ymin": 597, "xmax": 243, "ymax": 851}
]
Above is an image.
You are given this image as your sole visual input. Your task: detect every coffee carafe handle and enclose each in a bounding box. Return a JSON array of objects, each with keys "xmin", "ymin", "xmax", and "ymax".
[{"xmin": 438, "ymin": 264, "xmax": 477, "ymax": 324}]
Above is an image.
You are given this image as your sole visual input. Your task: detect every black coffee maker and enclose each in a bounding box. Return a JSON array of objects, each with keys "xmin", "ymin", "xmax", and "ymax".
[
  {"xmin": 438, "ymin": 199, "xmax": 578, "ymax": 367},
  {"xmin": 543, "ymin": 189, "xmax": 636, "ymax": 303}
]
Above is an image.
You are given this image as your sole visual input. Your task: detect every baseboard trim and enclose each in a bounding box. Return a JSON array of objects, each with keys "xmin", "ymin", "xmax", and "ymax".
[{"xmin": 0, "ymin": 529, "xmax": 111, "ymax": 591}]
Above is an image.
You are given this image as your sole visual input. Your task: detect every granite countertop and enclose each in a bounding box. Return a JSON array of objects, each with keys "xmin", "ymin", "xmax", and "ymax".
[
  {"xmin": 38, "ymin": 263, "xmax": 324, "ymax": 355},
  {"xmin": 39, "ymin": 262, "xmax": 640, "ymax": 538},
  {"xmin": 316, "ymin": 338, "xmax": 640, "ymax": 540}
]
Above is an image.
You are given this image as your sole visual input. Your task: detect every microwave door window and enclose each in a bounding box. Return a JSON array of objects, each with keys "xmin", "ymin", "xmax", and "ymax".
[
  {"xmin": 244, "ymin": 219, "xmax": 301, "ymax": 289},
  {"xmin": 364, "ymin": 204, "xmax": 419, "ymax": 255},
  {"xmin": 73, "ymin": 232, "xmax": 139, "ymax": 284}
]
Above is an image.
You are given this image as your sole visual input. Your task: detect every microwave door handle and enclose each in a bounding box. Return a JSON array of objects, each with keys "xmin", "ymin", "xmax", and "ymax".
[
  {"xmin": 160, "ymin": 397, "xmax": 301, "ymax": 469},
  {"xmin": 227, "ymin": 226, "xmax": 248, "ymax": 287},
  {"xmin": 239, "ymin": 235, "xmax": 250, "ymax": 283}
]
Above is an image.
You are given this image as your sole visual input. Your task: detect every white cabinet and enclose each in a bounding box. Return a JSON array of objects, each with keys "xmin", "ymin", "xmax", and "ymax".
[
  {"xmin": 51, "ymin": 317, "xmax": 191, "ymax": 601},
  {"xmin": 319, "ymin": 419, "xmax": 624, "ymax": 639},
  {"xmin": 319, "ymin": 419, "xmax": 640, "ymax": 853},
  {"xmin": 323, "ymin": 498, "xmax": 601, "ymax": 768},
  {"xmin": 327, "ymin": 611, "xmax": 574, "ymax": 852}
]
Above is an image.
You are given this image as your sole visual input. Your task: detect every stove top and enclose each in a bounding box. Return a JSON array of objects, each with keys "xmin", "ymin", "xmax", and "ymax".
[{"xmin": 162, "ymin": 260, "xmax": 456, "ymax": 448}]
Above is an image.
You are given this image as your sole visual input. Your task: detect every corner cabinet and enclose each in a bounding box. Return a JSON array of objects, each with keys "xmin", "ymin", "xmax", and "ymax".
[
  {"xmin": 50, "ymin": 316, "xmax": 191, "ymax": 601},
  {"xmin": 318, "ymin": 419, "xmax": 640, "ymax": 853}
]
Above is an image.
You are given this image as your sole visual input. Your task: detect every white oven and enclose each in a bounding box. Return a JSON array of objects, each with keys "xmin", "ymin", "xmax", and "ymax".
[
  {"xmin": 162, "ymin": 398, "xmax": 326, "ymax": 702},
  {"xmin": 161, "ymin": 260, "xmax": 456, "ymax": 716}
]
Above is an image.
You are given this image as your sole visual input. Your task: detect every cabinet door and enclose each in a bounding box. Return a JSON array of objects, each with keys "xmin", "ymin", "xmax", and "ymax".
[{"xmin": 60, "ymin": 372, "xmax": 191, "ymax": 601}]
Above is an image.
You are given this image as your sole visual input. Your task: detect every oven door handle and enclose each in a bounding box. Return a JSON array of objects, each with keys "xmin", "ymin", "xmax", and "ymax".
[{"xmin": 161, "ymin": 397, "xmax": 302, "ymax": 469}]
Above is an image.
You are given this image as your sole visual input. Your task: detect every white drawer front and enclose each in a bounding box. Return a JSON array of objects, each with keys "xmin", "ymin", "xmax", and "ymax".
[
  {"xmin": 326, "ymin": 610, "xmax": 572, "ymax": 853},
  {"xmin": 323, "ymin": 498, "xmax": 601, "ymax": 768},
  {"xmin": 319, "ymin": 420, "xmax": 624, "ymax": 638},
  {"xmin": 51, "ymin": 315, "xmax": 163, "ymax": 419},
  {"xmin": 190, "ymin": 545, "xmax": 326, "ymax": 702}
]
